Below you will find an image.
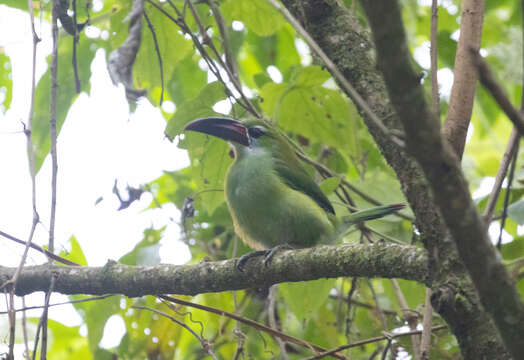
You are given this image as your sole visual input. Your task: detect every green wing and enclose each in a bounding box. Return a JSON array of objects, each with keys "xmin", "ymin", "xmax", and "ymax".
[{"xmin": 273, "ymin": 156, "xmax": 335, "ymax": 215}]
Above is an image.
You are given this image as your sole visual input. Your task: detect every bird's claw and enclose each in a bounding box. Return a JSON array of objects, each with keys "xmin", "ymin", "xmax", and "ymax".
[
  {"xmin": 236, "ymin": 250, "xmax": 269, "ymax": 272},
  {"xmin": 236, "ymin": 244, "xmax": 294, "ymax": 271}
]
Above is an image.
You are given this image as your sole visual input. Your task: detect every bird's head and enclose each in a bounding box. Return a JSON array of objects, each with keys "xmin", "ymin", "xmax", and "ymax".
[{"xmin": 184, "ymin": 117, "xmax": 292, "ymax": 159}]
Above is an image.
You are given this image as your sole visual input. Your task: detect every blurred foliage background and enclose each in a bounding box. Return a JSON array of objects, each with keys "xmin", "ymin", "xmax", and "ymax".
[{"xmin": 1, "ymin": 0, "xmax": 524, "ymax": 358}]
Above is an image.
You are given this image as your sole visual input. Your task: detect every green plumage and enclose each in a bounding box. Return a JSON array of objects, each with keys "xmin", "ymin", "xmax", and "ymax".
[{"xmin": 185, "ymin": 117, "xmax": 404, "ymax": 251}]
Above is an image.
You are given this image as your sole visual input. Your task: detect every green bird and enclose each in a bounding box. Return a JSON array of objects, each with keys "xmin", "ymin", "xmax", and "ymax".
[{"xmin": 184, "ymin": 117, "xmax": 404, "ymax": 269}]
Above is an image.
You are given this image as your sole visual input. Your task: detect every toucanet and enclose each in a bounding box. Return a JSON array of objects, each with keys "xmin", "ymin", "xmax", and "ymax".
[{"xmin": 184, "ymin": 117, "xmax": 404, "ymax": 269}]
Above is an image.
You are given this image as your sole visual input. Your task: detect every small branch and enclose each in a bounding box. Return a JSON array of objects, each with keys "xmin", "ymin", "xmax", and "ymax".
[
  {"xmin": 72, "ymin": 0, "xmax": 81, "ymax": 93},
  {"xmin": 360, "ymin": 1, "xmax": 524, "ymax": 357},
  {"xmin": 0, "ymin": 295, "xmax": 114, "ymax": 315},
  {"xmin": 5, "ymin": 4, "xmax": 42, "ymax": 358},
  {"xmin": 266, "ymin": 0, "xmax": 405, "ymax": 148},
  {"xmin": 328, "ymin": 294, "xmax": 397, "ymax": 316},
  {"xmin": 483, "ymin": 128, "xmax": 520, "ymax": 223},
  {"xmin": 497, "ymin": 140, "xmax": 519, "ymax": 249},
  {"xmin": 301, "ymin": 325, "xmax": 447, "ymax": 360},
  {"xmin": 21, "ymin": 297, "xmax": 30, "ymax": 360},
  {"xmin": 160, "ymin": 295, "xmax": 347, "ymax": 359},
  {"xmin": 143, "ymin": 10, "xmax": 164, "ymax": 104},
  {"xmin": 366, "ymin": 279, "xmax": 387, "ymax": 330},
  {"xmin": 32, "ymin": 275, "xmax": 56, "ymax": 360},
  {"xmin": 443, "ymin": 0, "xmax": 485, "ymax": 158},
  {"xmin": 420, "ymin": 288, "xmax": 433, "ymax": 360},
  {"xmin": 268, "ymin": 286, "xmax": 290, "ymax": 360},
  {"xmin": 470, "ymin": 49, "xmax": 524, "ymax": 136},
  {"xmin": 391, "ymin": 279, "xmax": 420, "ymax": 360},
  {"xmin": 206, "ymin": 0, "xmax": 239, "ymax": 84},
  {"xmin": 0, "ymin": 243, "xmax": 429, "ymax": 296},
  {"xmin": 430, "ymin": 0, "xmax": 440, "ymax": 118},
  {"xmin": 0, "ymin": 230, "xmax": 79, "ymax": 266},
  {"xmin": 49, "ymin": 0, "xmax": 60, "ymax": 256},
  {"xmin": 184, "ymin": 0, "xmax": 259, "ymax": 117},
  {"xmin": 133, "ymin": 305, "xmax": 219, "ymax": 360}
]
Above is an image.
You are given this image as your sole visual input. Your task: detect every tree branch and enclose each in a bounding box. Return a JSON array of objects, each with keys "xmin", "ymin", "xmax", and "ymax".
[
  {"xmin": 360, "ymin": 1, "xmax": 524, "ymax": 358},
  {"xmin": 0, "ymin": 243, "xmax": 428, "ymax": 297},
  {"xmin": 470, "ymin": 49, "xmax": 524, "ymax": 136},
  {"xmin": 442, "ymin": 0, "xmax": 485, "ymax": 158},
  {"xmin": 279, "ymin": 0, "xmax": 507, "ymax": 358}
]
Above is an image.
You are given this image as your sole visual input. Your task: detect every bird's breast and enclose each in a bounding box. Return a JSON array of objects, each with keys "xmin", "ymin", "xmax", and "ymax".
[{"xmin": 225, "ymin": 151, "xmax": 333, "ymax": 250}]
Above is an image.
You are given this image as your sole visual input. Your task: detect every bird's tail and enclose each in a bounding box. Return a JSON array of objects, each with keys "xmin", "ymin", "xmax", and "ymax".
[{"xmin": 332, "ymin": 203, "xmax": 406, "ymax": 240}]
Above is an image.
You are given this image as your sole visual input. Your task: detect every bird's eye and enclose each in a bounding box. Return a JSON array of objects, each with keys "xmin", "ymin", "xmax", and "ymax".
[{"xmin": 248, "ymin": 126, "xmax": 266, "ymax": 138}]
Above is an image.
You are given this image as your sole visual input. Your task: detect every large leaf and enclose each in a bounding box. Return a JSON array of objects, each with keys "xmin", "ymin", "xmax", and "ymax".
[
  {"xmin": 70, "ymin": 296, "xmax": 121, "ymax": 354},
  {"xmin": 165, "ymin": 81, "xmax": 227, "ymax": 140},
  {"xmin": 119, "ymin": 226, "xmax": 164, "ymax": 266},
  {"xmin": 221, "ymin": 0, "xmax": 285, "ymax": 37},
  {"xmin": 0, "ymin": 52, "xmax": 12, "ymax": 112},
  {"xmin": 279, "ymin": 279, "xmax": 335, "ymax": 322},
  {"xmin": 260, "ymin": 66, "xmax": 358, "ymax": 156},
  {"xmin": 134, "ymin": 5, "xmax": 193, "ymax": 105},
  {"xmin": 33, "ymin": 37, "xmax": 99, "ymax": 171}
]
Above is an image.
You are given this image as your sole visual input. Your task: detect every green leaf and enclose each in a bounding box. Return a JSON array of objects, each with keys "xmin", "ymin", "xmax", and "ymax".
[
  {"xmin": 260, "ymin": 66, "xmax": 358, "ymax": 156},
  {"xmin": 292, "ymin": 66, "xmax": 331, "ymax": 87},
  {"xmin": 135, "ymin": 7, "xmax": 193, "ymax": 104},
  {"xmin": 165, "ymin": 81, "xmax": 227, "ymax": 140},
  {"xmin": 508, "ymin": 199, "xmax": 524, "ymax": 225},
  {"xmin": 221, "ymin": 0, "xmax": 286, "ymax": 36},
  {"xmin": 279, "ymin": 278, "xmax": 335, "ymax": 321},
  {"xmin": 59, "ymin": 236, "xmax": 88, "ymax": 266},
  {"xmin": 70, "ymin": 296, "xmax": 121, "ymax": 354},
  {"xmin": 0, "ymin": 51, "xmax": 12, "ymax": 112},
  {"xmin": 119, "ymin": 227, "xmax": 164, "ymax": 265},
  {"xmin": 319, "ymin": 177, "xmax": 341, "ymax": 196},
  {"xmin": 33, "ymin": 37, "xmax": 99, "ymax": 171},
  {"xmin": 167, "ymin": 53, "xmax": 207, "ymax": 104},
  {"xmin": 47, "ymin": 320, "xmax": 91, "ymax": 360},
  {"xmin": 190, "ymin": 137, "xmax": 231, "ymax": 215}
]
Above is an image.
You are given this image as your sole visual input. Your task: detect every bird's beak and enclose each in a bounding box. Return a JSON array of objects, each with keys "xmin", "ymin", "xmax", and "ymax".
[{"xmin": 184, "ymin": 117, "xmax": 250, "ymax": 147}]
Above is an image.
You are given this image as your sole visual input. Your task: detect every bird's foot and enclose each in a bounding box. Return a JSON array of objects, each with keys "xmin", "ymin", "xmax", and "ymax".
[
  {"xmin": 235, "ymin": 244, "xmax": 294, "ymax": 272},
  {"xmin": 262, "ymin": 244, "xmax": 293, "ymax": 267},
  {"xmin": 236, "ymin": 250, "xmax": 269, "ymax": 272}
]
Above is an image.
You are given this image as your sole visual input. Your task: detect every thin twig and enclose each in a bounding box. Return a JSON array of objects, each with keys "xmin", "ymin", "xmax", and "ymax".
[
  {"xmin": 266, "ymin": 0, "xmax": 405, "ymax": 148},
  {"xmin": 498, "ymin": 141, "xmax": 519, "ymax": 249},
  {"xmin": 302, "ymin": 325, "xmax": 447, "ymax": 360},
  {"xmin": 143, "ymin": 10, "xmax": 164, "ymax": 105},
  {"xmin": 22, "ymin": 297, "xmax": 30, "ymax": 360},
  {"xmin": 159, "ymin": 295, "xmax": 348, "ymax": 359},
  {"xmin": 184, "ymin": 0, "xmax": 259, "ymax": 117},
  {"xmin": 32, "ymin": 275, "xmax": 56, "ymax": 360},
  {"xmin": 0, "ymin": 230, "xmax": 80, "ymax": 266},
  {"xmin": 268, "ymin": 286, "xmax": 290, "ymax": 360},
  {"xmin": 420, "ymin": 288, "xmax": 433, "ymax": 360},
  {"xmin": 49, "ymin": 0, "xmax": 60, "ymax": 256},
  {"xmin": 72, "ymin": 0, "xmax": 81, "ymax": 93},
  {"xmin": 5, "ymin": 4, "xmax": 42, "ymax": 358},
  {"xmin": 430, "ymin": 0, "xmax": 440, "ymax": 118},
  {"xmin": 391, "ymin": 279, "xmax": 420, "ymax": 360},
  {"xmin": 0, "ymin": 295, "xmax": 114, "ymax": 315},
  {"xmin": 345, "ymin": 277, "xmax": 358, "ymax": 339},
  {"xmin": 366, "ymin": 279, "xmax": 387, "ymax": 330},
  {"xmin": 328, "ymin": 293, "xmax": 397, "ymax": 316},
  {"xmin": 483, "ymin": 128, "xmax": 520, "ymax": 223},
  {"xmin": 380, "ymin": 338, "xmax": 392, "ymax": 360},
  {"xmin": 133, "ymin": 305, "xmax": 219, "ymax": 360},
  {"xmin": 470, "ymin": 49, "xmax": 524, "ymax": 136},
  {"xmin": 206, "ymin": 0, "xmax": 239, "ymax": 84}
]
